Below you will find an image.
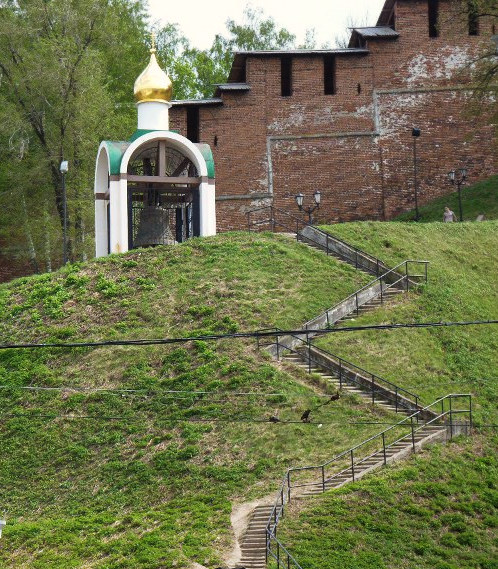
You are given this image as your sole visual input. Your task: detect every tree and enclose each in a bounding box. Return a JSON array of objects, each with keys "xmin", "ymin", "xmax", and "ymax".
[
  {"xmin": 157, "ymin": 7, "xmax": 301, "ymax": 100},
  {"xmin": 452, "ymin": 1, "xmax": 498, "ymax": 130},
  {"xmin": 0, "ymin": 0, "xmax": 149, "ymax": 268}
]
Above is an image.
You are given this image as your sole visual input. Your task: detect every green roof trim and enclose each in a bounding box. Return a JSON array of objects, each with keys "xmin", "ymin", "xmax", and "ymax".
[
  {"xmin": 102, "ymin": 133, "xmax": 213, "ymax": 177},
  {"xmin": 195, "ymin": 143, "xmax": 215, "ymax": 179},
  {"xmin": 103, "ymin": 141, "xmax": 130, "ymax": 175},
  {"xmin": 129, "ymin": 129, "xmax": 180, "ymax": 142}
]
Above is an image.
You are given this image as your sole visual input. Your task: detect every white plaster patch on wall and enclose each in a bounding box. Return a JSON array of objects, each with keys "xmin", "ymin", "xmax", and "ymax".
[
  {"xmin": 405, "ymin": 46, "xmax": 474, "ymax": 85},
  {"xmin": 354, "ymin": 104, "xmax": 374, "ymax": 119},
  {"xmin": 268, "ymin": 107, "xmax": 305, "ymax": 133},
  {"xmin": 378, "ymin": 93, "xmax": 426, "ymax": 138}
]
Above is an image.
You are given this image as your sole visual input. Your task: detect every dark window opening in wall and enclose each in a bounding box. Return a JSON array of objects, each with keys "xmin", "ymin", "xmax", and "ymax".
[
  {"xmin": 214, "ymin": 135, "xmax": 218, "ymax": 147},
  {"xmin": 468, "ymin": 1, "xmax": 479, "ymax": 35},
  {"xmin": 324, "ymin": 56, "xmax": 336, "ymax": 95},
  {"xmin": 428, "ymin": 0, "xmax": 440, "ymax": 37},
  {"xmin": 281, "ymin": 56, "xmax": 292, "ymax": 97},
  {"xmin": 493, "ymin": 23, "xmax": 496, "ymax": 34},
  {"xmin": 357, "ymin": 83, "xmax": 362, "ymax": 95},
  {"xmin": 186, "ymin": 107, "xmax": 200, "ymax": 143}
]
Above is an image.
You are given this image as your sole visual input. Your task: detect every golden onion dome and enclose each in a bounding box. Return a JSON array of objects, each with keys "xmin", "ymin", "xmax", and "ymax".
[{"xmin": 134, "ymin": 45, "xmax": 172, "ymax": 103}]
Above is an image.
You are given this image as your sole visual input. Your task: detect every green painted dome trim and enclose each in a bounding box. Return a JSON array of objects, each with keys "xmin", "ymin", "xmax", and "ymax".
[
  {"xmin": 195, "ymin": 143, "xmax": 215, "ymax": 179},
  {"xmin": 129, "ymin": 129, "xmax": 180, "ymax": 143},
  {"xmin": 103, "ymin": 141, "xmax": 131, "ymax": 175}
]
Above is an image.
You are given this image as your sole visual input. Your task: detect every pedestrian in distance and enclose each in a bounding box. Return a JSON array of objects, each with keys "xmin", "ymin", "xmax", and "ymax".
[{"xmin": 443, "ymin": 206, "xmax": 457, "ymax": 222}]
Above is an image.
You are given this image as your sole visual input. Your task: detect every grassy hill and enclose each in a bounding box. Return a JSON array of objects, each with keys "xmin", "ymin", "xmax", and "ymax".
[
  {"xmin": 0, "ymin": 224, "xmax": 497, "ymax": 569},
  {"xmin": 394, "ymin": 175, "xmax": 498, "ymax": 222},
  {"xmin": 274, "ymin": 221, "xmax": 498, "ymax": 569},
  {"xmin": 0, "ymin": 232, "xmax": 389, "ymax": 569}
]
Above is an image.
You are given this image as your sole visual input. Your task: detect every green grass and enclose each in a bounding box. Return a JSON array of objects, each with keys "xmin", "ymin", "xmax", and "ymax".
[
  {"xmin": 274, "ymin": 435, "xmax": 498, "ymax": 569},
  {"xmin": 269, "ymin": 220, "xmax": 498, "ymax": 568},
  {"xmin": 0, "ymin": 232, "xmax": 389, "ymax": 568},
  {"xmin": 394, "ymin": 175, "xmax": 498, "ymax": 222},
  {"xmin": 317, "ymin": 221, "xmax": 498, "ymax": 424},
  {"xmin": 1, "ymin": 225, "xmax": 497, "ymax": 568}
]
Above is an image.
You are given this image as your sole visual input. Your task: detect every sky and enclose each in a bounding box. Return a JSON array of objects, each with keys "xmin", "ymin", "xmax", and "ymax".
[{"xmin": 147, "ymin": 0, "xmax": 387, "ymax": 50}]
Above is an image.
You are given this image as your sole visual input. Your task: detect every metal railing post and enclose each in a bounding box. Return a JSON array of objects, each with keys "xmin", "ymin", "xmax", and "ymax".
[
  {"xmin": 371, "ymin": 374, "xmax": 375, "ymax": 405},
  {"xmin": 322, "ymin": 465, "xmax": 325, "ymax": 492},
  {"xmin": 405, "ymin": 261, "xmax": 410, "ymax": 292},
  {"xmin": 351, "ymin": 450, "xmax": 355, "ymax": 482},
  {"xmin": 339, "ymin": 359, "xmax": 343, "ymax": 389},
  {"xmin": 382, "ymin": 432, "xmax": 387, "ymax": 465},
  {"xmin": 287, "ymin": 471, "xmax": 291, "ymax": 502},
  {"xmin": 380, "ymin": 275, "xmax": 384, "ymax": 304},
  {"xmin": 425, "ymin": 262, "xmax": 428, "ymax": 283},
  {"xmin": 265, "ymin": 532, "xmax": 269, "ymax": 563},
  {"xmin": 411, "ymin": 416, "xmax": 416, "ymax": 451},
  {"xmin": 326, "ymin": 234, "xmax": 330, "ymax": 256},
  {"xmin": 469, "ymin": 395, "xmax": 473, "ymax": 432},
  {"xmin": 306, "ymin": 328, "xmax": 311, "ymax": 374},
  {"xmin": 287, "ymin": 553, "xmax": 291, "ymax": 569},
  {"xmin": 247, "ymin": 211, "xmax": 251, "ymax": 231},
  {"xmin": 277, "ymin": 539, "xmax": 280, "ymax": 567},
  {"xmin": 449, "ymin": 396, "xmax": 453, "ymax": 439},
  {"xmin": 355, "ymin": 292, "xmax": 359, "ymax": 315},
  {"xmin": 276, "ymin": 334, "xmax": 280, "ymax": 361},
  {"xmin": 395, "ymin": 387, "xmax": 398, "ymax": 413}
]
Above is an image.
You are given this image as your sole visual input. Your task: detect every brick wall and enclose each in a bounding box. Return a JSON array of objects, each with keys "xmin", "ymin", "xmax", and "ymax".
[{"xmin": 170, "ymin": 0, "xmax": 498, "ymax": 230}]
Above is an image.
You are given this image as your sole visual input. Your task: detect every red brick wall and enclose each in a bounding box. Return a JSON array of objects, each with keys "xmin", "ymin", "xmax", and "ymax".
[{"xmin": 170, "ymin": 0, "xmax": 497, "ymax": 231}]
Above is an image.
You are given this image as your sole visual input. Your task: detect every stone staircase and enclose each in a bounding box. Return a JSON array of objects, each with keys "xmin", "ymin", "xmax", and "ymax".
[
  {"xmin": 300, "ymin": 424, "xmax": 447, "ymax": 496},
  {"xmin": 282, "ymin": 352, "xmax": 413, "ymax": 416},
  {"xmin": 237, "ymin": 505, "xmax": 275, "ymax": 569}
]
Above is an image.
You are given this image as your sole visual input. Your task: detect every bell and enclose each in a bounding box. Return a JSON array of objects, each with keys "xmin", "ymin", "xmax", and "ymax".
[{"xmin": 134, "ymin": 205, "xmax": 176, "ymax": 247}]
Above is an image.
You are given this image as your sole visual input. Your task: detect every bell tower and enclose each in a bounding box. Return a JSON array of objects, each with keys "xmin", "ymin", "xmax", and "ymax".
[{"xmin": 93, "ymin": 35, "xmax": 216, "ymax": 257}]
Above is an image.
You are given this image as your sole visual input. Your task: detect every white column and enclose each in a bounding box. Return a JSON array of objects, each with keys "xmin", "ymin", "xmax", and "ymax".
[
  {"xmin": 199, "ymin": 181, "xmax": 217, "ymax": 236},
  {"xmin": 95, "ymin": 200, "xmax": 109, "ymax": 258},
  {"xmin": 109, "ymin": 179, "xmax": 129, "ymax": 254}
]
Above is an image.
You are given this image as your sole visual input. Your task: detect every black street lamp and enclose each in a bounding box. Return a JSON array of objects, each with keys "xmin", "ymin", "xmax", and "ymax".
[
  {"xmin": 412, "ymin": 128, "xmax": 421, "ymax": 221},
  {"xmin": 295, "ymin": 190, "xmax": 321, "ymax": 224},
  {"xmin": 448, "ymin": 168, "xmax": 467, "ymax": 222},
  {"xmin": 60, "ymin": 160, "xmax": 69, "ymax": 264}
]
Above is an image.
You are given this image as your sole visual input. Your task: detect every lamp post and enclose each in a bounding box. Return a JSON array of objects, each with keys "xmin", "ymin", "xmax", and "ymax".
[
  {"xmin": 60, "ymin": 160, "xmax": 69, "ymax": 265},
  {"xmin": 295, "ymin": 190, "xmax": 321, "ymax": 224},
  {"xmin": 448, "ymin": 168, "xmax": 467, "ymax": 222},
  {"xmin": 412, "ymin": 128, "xmax": 421, "ymax": 221}
]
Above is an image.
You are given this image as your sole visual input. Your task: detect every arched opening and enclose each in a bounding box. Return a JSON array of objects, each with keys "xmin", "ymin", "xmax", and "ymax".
[{"xmin": 126, "ymin": 140, "xmax": 202, "ymax": 248}]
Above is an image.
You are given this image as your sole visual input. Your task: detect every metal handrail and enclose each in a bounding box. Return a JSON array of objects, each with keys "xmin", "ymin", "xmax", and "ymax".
[
  {"xmin": 247, "ymin": 205, "xmax": 387, "ymax": 273},
  {"xmin": 265, "ymin": 394, "xmax": 472, "ymax": 566},
  {"xmin": 299, "ymin": 259, "xmax": 429, "ymax": 331},
  {"xmin": 267, "ymin": 328, "xmax": 420, "ymax": 411}
]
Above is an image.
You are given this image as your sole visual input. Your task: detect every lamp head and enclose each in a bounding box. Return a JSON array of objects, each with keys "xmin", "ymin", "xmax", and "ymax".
[
  {"xmin": 295, "ymin": 193, "xmax": 304, "ymax": 209},
  {"xmin": 313, "ymin": 190, "xmax": 321, "ymax": 206},
  {"xmin": 60, "ymin": 160, "xmax": 69, "ymax": 174},
  {"xmin": 448, "ymin": 170, "xmax": 456, "ymax": 183}
]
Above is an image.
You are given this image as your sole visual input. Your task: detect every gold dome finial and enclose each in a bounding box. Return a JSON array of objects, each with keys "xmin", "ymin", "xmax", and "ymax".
[{"xmin": 134, "ymin": 31, "xmax": 172, "ymax": 103}]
